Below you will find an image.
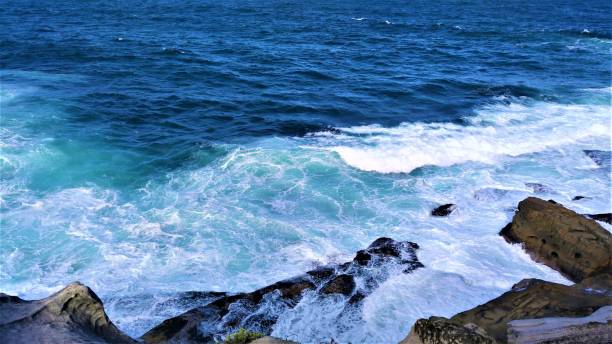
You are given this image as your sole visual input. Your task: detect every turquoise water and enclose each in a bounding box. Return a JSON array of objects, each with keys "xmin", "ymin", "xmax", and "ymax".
[{"xmin": 1, "ymin": 1, "xmax": 611, "ymax": 342}]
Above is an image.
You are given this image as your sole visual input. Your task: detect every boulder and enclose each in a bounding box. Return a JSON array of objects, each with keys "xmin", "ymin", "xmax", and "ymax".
[
  {"xmin": 507, "ymin": 305, "xmax": 612, "ymax": 344},
  {"xmin": 320, "ymin": 275, "xmax": 356, "ymax": 296},
  {"xmin": 499, "ymin": 197, "xmax": 611, "ymax": 282},
  {"xmin": 431, "ymin": 204, "xmax": 457, "ymax": 217},
  {"xmin": 142, "ymin": 237, "xmax": 423, "ymax": 343},
  {"xmin": 0, "ymin": 282, "xmax": 135, "ymax": 344},
  {"xmin": 399, "ymin": 316, "xmax": 496, "ymax": 344},
  {"xmin": 448, "ymin": 276, "xmax": 611, "ymax": 343}
]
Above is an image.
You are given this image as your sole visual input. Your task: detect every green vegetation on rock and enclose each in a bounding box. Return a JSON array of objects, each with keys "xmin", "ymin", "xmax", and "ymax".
[{"xmin": 223, "ymin": 328, "xmax": 265, "ymax": 344}]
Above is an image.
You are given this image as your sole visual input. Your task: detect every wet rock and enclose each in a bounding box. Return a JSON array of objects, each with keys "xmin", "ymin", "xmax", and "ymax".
[
  {"xmin": 306, "ymin": 267, "xmax": 335, "ymax": 281},
  {"xmin": 399, "ymin": 316, "xmax": 496, "ymax": 344},
  {"xmin": 0, "ymin": 282, "xmax": 135, "ymax": 344},
  {"xmin": 142, "ymin": 237, "xmax": 423, "ymax": 343},
  {"xmin": 499, "ymin": 197, "xmax": 611, "ymax": 282},
  {"xmin": 321, "ymin": 275, "xmax": 356, "ymax": 296},
  {"xmin": 585, "ymin": 213, "xmax": 612, "ymax": 225},
  {"xmin": 431, "ymin": 203, "xmax": 457, "ymax": 216},
  {"xmin": 448, "ymin": 276, "xmax": 611, "ymax": 343},
  {"xmin": 572, "ymin": 195, "xmax": 589, "ymax": 201},
  {"xmin": 353, "ymin": 250, "xmax": 372, "ymax": 265},
  {"xmin": 507, "ymin": 305, "xmax": 612, "ymax": 344}
]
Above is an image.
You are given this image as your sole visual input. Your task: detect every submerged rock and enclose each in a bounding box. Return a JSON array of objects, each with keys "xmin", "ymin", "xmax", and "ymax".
[
  {"xmin": 507, "ymin": 305, "xmax": 612, "ymax": 344},
  {"xmin": 142, "ymin": 237, "xmax": 423, "ymax": 343},
  {"xmin": 585, "ymin": 213, "xmax": 612, "ymax": 225},
  {"xmin": 431, "ymin": 203, "xmax": 457, "ymax": 217},
  {"xmin": 0, "ymin": 282, "xmax": 135, "ymax": 344},
  {"xmin": 525, "ymin": 182, "xmax": 553, "ymax": 194},
  {"xmin": 399, "ymin": 316, "xmax": 496, "ymax": 344},
  {"xmin": 584, "ymin": 150, "xmax": 611, "ymax": 168},
  {"xmin": 449, "ymin": 276, "xmax": 611, "ymax": 343},
  {"xmin": 473, "ymin": 188, "xmax": 522, "ymax": 202},
  {"xmin": 499, "ymin": 197, "xmax": 611, "ymax": 282}
]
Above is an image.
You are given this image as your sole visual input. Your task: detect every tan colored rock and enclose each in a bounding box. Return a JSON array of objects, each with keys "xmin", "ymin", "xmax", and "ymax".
[
  {"xmin": 507, "ymin": 305, "xmax": 611, "ymax": 344},
  {"xmin": 500, "ymin": 197, "xmax": 611, "ymax": 282},
  {"xmin": 448, "ymin": 277, "xmax": 611, "ymax": 343},
  {"xmin": 399, "ymin": 316, "xmax": 496, "ymax": 344},
  {"xmin": 0, "ymin": 282, "xmax": 135, "ymax": 344},
  {"xmin": 249, "ymin": 336, "xmax": 298, "ymax": 344}
]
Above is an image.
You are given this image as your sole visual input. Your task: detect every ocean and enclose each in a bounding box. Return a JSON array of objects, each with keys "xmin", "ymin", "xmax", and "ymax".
[{"xmin": 1, "ymin": 0, "xmax": 611, "ymax": 342}]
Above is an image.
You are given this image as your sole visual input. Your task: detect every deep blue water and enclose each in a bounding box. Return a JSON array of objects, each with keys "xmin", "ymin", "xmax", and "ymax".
[{"xmin": 1, "ymin": 1, "xmax": 611, "ymax": 342}]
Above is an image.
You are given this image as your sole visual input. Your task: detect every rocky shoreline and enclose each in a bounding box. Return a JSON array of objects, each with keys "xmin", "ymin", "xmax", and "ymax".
[{"xmin": 1, "ymin": 197, "xmax": 610, "ymax": 343}]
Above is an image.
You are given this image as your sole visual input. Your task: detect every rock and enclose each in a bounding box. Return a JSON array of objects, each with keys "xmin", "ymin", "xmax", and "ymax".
[
  {"xmin": 572, "ymin": 196, "xmax": 588, "ymax": 201},
  {"xmin": 499, "ymin": 197, "xmax": 611, "ymax": 282},
  {"xmin": 248, "ymin": 336, "xmax": 298, "ymax": 344},
  {"xmin": 142, "ymin": 237, "xmax": 423, "ymax": 343},
  {"xmin": 507, "ymin": 305, "xmax": 611, "ymax": 344},
  {"xmin": 585, "ymin": 213, "xmax": 612, "ymax": 225},
  {"xmin": 399, "ymin": 316, "xmax": 497, "ymax": 344},
  {"xmin": 431, "ymin": 203, "xmax": 457, "ymax": 217},
  {"xmin": 321, "ymin": 275, "xmax": 356, "ymax": 296},
  {"xmin": 0, "ymin": 282, "xmax": 135, "ymax": 344},
  {"xmin": 448, "ymin": 277, "xmax": 611, "ymax": 343}
]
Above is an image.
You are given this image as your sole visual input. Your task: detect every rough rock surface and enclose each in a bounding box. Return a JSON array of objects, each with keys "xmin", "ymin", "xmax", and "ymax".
[
  {"xmin": 0, "ymin": 282, "xmax": 135, "ymax": 344},
  {"xmin": 431, "ymin": 203, "xmax": 457, "ymax": 216},
  {"xmin": 448, "ymin": 276, "xmax": 612, "ymax": 343},
  {"xmin": 142, "ymin": 237, "xmax": 423, "ymax": 343},
  {"xmin": 499, "ymin": 197, "xmax": 611, "ymax": 282},
  {"xmin": 399, "ymin": 316, "xmax": 497, "ymax": 344},
  {"xmin": 507, "ymin": 305, "xmax": 611, "ymax": 344}
]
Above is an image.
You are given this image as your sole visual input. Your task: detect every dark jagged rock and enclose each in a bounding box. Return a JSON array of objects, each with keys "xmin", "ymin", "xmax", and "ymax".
[
  {"xmin": 499, "ymin": 197, "xmax": 611, "ymax": 282},
  {"xmin": 585, "ymin": 213, "xmax": 612, "ymax": 225},
  {"xmin": 142, "ymin": 237, "xmax": 423, "ymax": 343},
  {"xmin": 321, "ymin": 275, "xmax": 356, "ymax": 296},
  {"xmin": 399, "ymin": 316, "xmax": 496, "ymax": 344},
  {"xmin": 0, "ymin": 282, "xmax": 135, "ymax": 344},
  {"xmin": 448, "ymin": 276, "xmax": 612, "ymax": 343},
  {"xmin": 431, "ymin": 203, "xmax": 456, "ymax": 216},
  {"xmin": 572, "ymin": 195, "xmax": 588, "ymax": 201}
]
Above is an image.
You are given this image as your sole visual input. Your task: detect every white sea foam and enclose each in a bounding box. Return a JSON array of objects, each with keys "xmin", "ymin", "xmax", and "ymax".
[
  {"xmin": 1, "ymin": 93, "xmax": 610, "ymax": 342},
  {"xmin": 316, "ymin": 101, "xmax": 610, "ymax": 173}
]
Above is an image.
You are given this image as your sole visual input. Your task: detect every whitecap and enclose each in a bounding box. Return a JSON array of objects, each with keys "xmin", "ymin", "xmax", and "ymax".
[{"xmin": 312, "ymin": 101, "xmax": 610, "ymax": 173}]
